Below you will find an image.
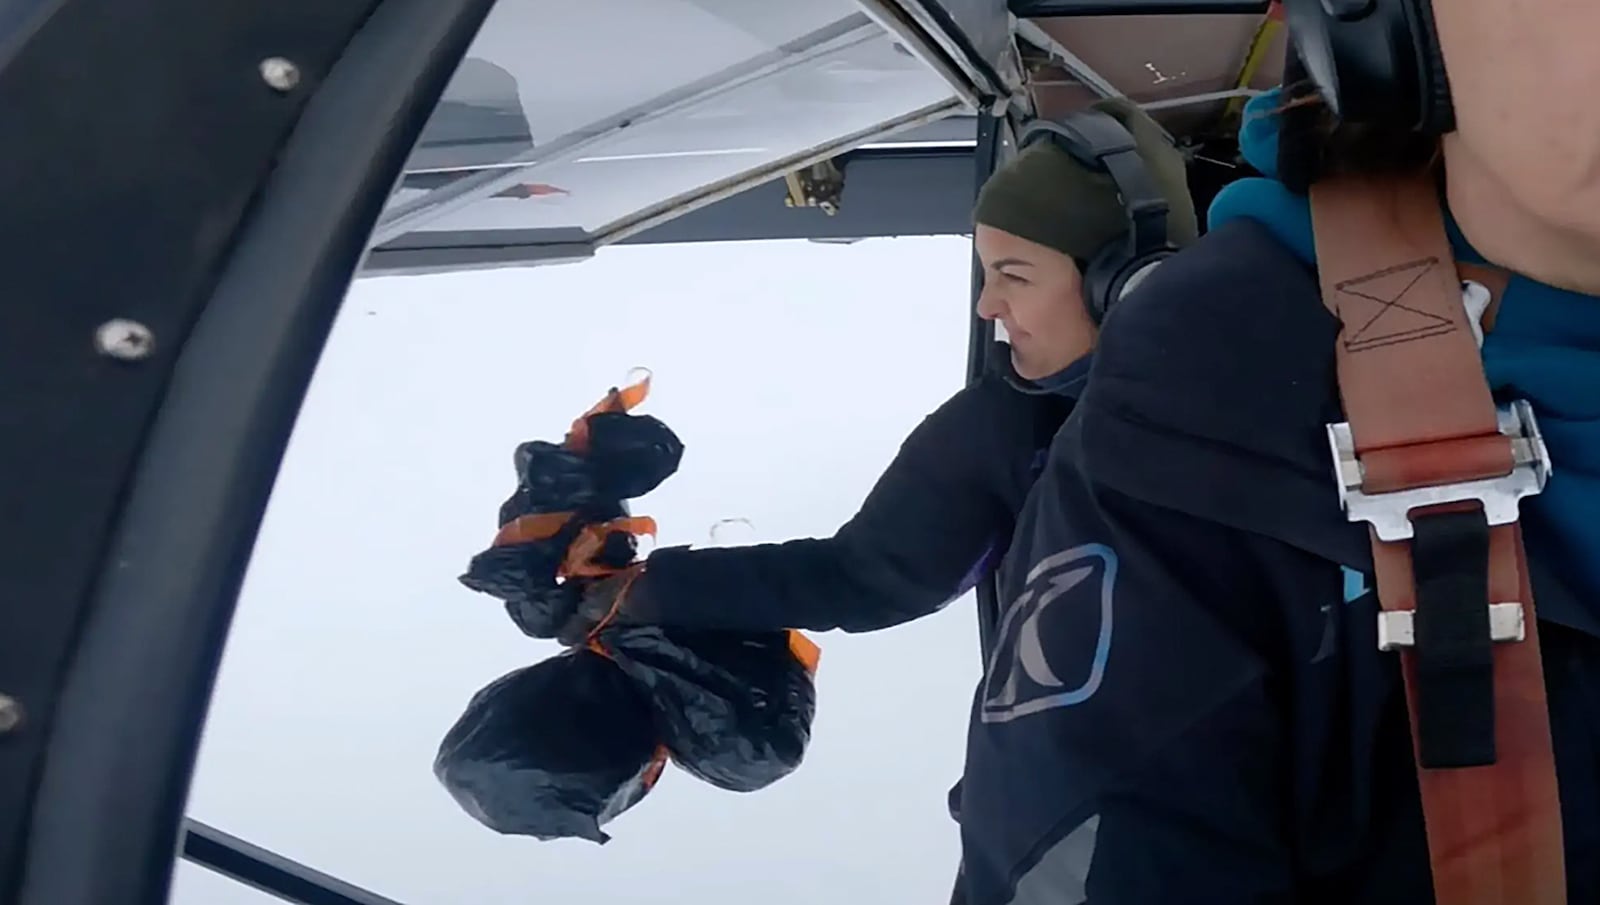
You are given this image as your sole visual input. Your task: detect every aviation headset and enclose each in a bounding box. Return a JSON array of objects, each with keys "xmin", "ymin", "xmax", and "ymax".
[
  {"xmin": 1283, "ymin": 0, "xmax": 1454, "ymax": 135},
  {"xmin": 1017, "ymin": 110, "xmax": 1177, "ymax": 323}
]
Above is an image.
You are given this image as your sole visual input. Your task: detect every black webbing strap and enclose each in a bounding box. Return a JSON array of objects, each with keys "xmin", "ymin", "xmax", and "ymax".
[{"xmin": 1412, "ymin": 508, "xmax": 1496, "ymax": 768}]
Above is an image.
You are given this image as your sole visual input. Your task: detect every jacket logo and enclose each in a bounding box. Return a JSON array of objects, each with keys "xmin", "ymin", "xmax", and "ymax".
[{"xmin": 980, "ymin": 543, "xmax": 1117, "ymax": 724}]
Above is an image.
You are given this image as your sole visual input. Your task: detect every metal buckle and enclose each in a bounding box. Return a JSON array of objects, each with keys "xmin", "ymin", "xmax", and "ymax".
[
  {"xmin": 1377, "ymin": 602, "xmax": 1527, "ymax": 652},
  {"xmin": 1327, "ymin": 399, "xmax": 1552, "ymax": 543}
]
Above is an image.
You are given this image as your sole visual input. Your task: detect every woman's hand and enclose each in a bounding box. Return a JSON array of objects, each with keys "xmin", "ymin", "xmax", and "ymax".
[{"xmin": 557, "ymin": 566, "xmax": 647, "ymax": 646}]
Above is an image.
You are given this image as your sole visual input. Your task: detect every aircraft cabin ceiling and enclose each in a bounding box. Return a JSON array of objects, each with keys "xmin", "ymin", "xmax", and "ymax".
[
  {"xmin": 1012, "ymin": 1, "xmax": 1285, "ymax": 139},
  {"xmin": 368, "ymin": 0, "xmax": 1282, "ymax": 276},
  {"xmin": 374, "ymin": 0, "xmax": 977, "ymax": 255}
]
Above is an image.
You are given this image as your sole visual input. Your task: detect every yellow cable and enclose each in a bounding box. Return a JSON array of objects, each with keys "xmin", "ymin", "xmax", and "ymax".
[{"xmin": 1226, "ymin": 8, "xmax": 1285, "ymax": 120}]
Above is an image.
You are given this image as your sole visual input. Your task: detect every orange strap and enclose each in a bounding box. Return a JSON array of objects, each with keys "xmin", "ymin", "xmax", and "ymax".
[
  {"xmin": 584, "ymin": 564, "xmax": 648, "ymax": 657},
  {"xmin": 565, "ymin": 372, "xmax": 651, "ymax": 453},
  {"xmin": 1309, "ymin": 174, "xmax": 1565, "ymax": 904},
  {"xmin": 492, "ymin": 511, "xmax": 659, "ymax": 579},
  {"xmin": 492, "ymin": 511, "xmax": 576, "ymax": 547},
  {"xmin": 559, "ymin": 517, "xmax": 658, "ymax": 579}
]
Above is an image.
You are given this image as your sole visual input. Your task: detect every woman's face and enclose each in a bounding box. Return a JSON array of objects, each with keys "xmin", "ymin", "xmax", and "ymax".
[
  {"xmin": 974, "ymin": 225, "xmax": 1096, "ymax": 380},
  {"xmin": 1435, "ymin": 0, "xmax": 1600, "ymax": 288}
]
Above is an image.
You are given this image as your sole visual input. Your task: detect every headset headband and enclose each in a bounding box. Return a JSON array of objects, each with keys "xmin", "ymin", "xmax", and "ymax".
[{"xmin": 1019, "ymin": 112, "xmax": 1171, "ymax": 266}]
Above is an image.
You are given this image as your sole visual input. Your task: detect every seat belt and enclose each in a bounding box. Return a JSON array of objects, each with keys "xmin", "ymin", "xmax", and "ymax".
[{"xmin": 1308, "ymin": 173, "xmax": 1566, "ymax": 904}]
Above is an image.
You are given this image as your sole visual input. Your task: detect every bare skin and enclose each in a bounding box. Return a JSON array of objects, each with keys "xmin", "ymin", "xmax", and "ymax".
[
  {"xmin": 974, "ymin": 224, "xmax": 1097, "ymax": 380},
  {"xmin": 1434, "ymin": 0, "xmax": 1600, "ymax": 294}
]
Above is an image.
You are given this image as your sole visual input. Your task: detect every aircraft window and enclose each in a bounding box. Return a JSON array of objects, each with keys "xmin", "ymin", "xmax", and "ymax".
[
  {"xmin": 177, "ymin": 236, "xmax": 981, "ymax": 905},
  {"xmin": 380, "ymin": 0, "xmax": 963, "ymax": 246},
  {"xmin": 170, "ymin": 861, "xmax": 294, "ymax": 905}
]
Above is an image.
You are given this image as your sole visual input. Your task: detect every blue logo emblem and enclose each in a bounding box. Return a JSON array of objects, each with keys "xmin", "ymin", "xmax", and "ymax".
[
  {"xmin": 980, "ymin": 543, "xmax": 1117, "ymax": 724},
  {"xmin": 1342, "ymin": 567, "xmax": 1369, "ymax": 603}
]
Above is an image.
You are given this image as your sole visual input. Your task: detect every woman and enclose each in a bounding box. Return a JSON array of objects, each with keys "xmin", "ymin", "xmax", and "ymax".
[
  {"xmin": 955, "ymin": 4, "xmax": 1600, "ymax": 904},
  {"xmin": 557, "ymin": 96, "xmax": 1197, "ymax": 641}
]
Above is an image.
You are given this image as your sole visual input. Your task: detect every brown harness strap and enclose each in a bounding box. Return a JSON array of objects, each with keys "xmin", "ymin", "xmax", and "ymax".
[{"xmin": 1308, "ymin": 174, "xmax": 1566, "ymax": 904}]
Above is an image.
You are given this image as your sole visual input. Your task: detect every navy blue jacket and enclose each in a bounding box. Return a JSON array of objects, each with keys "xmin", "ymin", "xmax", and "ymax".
[
  {"xmin": 957, "ymin": 218, "xmax": 1600, "ymax": 904},
  {"xmin": 628, "ymin": 371, "xmax": 1076, "ymax": 634}
]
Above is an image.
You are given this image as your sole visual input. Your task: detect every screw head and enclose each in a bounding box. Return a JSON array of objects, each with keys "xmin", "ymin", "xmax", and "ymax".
[
  {"xmin": 0, "ymin": 695, "xmax": 22, "ymax": 734},
  {"xmin": 95, "ymin": 319, "xmax": 155, "ymax": 361},
  {"xmin": 259, "ymin": 57, "xmax": 301, "ymax": 92}
]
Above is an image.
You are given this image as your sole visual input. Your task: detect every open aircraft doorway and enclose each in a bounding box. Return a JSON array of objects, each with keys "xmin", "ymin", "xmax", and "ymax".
[{"xmin": 1, "ymin": 2, "xmax": 1280, "ymax": 904}]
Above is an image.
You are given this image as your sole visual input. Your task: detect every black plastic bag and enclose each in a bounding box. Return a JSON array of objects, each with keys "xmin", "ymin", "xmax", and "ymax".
[
  {"xmin": 599, "ymin": 625, "xmax": 818, "ymax": 793},
  {"xmin": 461, "ymin": 409, "xmax": 683, "ymax": 639},
  {"xmin": 580, "ymin": 411, "xmax": 684, "ymax": 501},
  {"xmin": 495, "ymin": 413, "xmax": 682, "ymax": 525},
  {"xmin": 459, "ymin": 500, "xmax": 630, "ymax": 639},
  {"xmin": 446, "ymin": 378, "xmax": 820, "ymax": 842},
  {"xmin": 496, "ymin": 441, "xmax": 596, "ymax": 525},
  {"xmin": 433, "ymin": 649, "xmax": 665, "ymax": 844}
]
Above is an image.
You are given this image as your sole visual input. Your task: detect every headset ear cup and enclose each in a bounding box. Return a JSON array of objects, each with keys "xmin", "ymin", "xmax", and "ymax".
[
  {"xmin": 1080, "ymin": 246, "xmax": 1121, "ymax": 324},
  {"xmin": 1409, "ymin": 0, "xmax": 1455, "ymax": 133},
  {"xmin": 1115, "ymin": 251, "xmax": 1171, "ymax": 300},
  {"xmin": 1084, "ymin": 247, "xmax": 1172, "ymax": 323},
  {"xmin": 1283, "ymin": 0, "xmax": 1448, "ymax": 136}
]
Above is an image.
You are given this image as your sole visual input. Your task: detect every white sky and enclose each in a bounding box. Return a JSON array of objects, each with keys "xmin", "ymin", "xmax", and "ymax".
[{"xmin": 174, "ymin": 235, "xmax": 986, "ymax": 905}]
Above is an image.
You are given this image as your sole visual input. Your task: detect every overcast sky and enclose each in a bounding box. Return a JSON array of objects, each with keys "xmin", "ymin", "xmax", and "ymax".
[{"xmin": 172, "ymin": 235, "xmax": 986, "ymax": 905}]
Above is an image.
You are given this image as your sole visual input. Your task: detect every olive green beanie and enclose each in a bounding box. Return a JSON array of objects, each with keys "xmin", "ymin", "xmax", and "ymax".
[{"xmin": 973, "ymin": 96, "xmax": 1199, "ymax": 261}]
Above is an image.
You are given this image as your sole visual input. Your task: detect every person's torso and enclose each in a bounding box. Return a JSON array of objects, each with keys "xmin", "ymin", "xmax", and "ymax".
[{"xmin": 956, "ymin": 219, "xmax": 1600, "ymax": 905}]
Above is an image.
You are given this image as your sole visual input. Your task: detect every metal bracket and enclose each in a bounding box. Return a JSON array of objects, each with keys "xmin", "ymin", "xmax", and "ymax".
[
  {"xmin": 783, "ymin": 159, "xmax": 846, "ymax": 215},
  {"xmin": 1328, "ymin": 400, "xmax": 1553, "ymax": 542},
  {"xmin": 1462, "ymin": 279, "xmax": 1492, "ymax": 348},
  {"xmin": 1377, "ymin": 602, "xmax": 1527, "ymax": 652}
]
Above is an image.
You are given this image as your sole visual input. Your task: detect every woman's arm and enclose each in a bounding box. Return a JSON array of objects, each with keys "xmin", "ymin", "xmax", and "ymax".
[{"xmin": 620, "ymin": 381, "xmax": 1038, "ymax": 634}]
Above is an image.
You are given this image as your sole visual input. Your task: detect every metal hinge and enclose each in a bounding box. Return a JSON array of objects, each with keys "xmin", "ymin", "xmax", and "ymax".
[{"xmin": 783, "ymin": 159, "xmax": 845, "ymax": 216}]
